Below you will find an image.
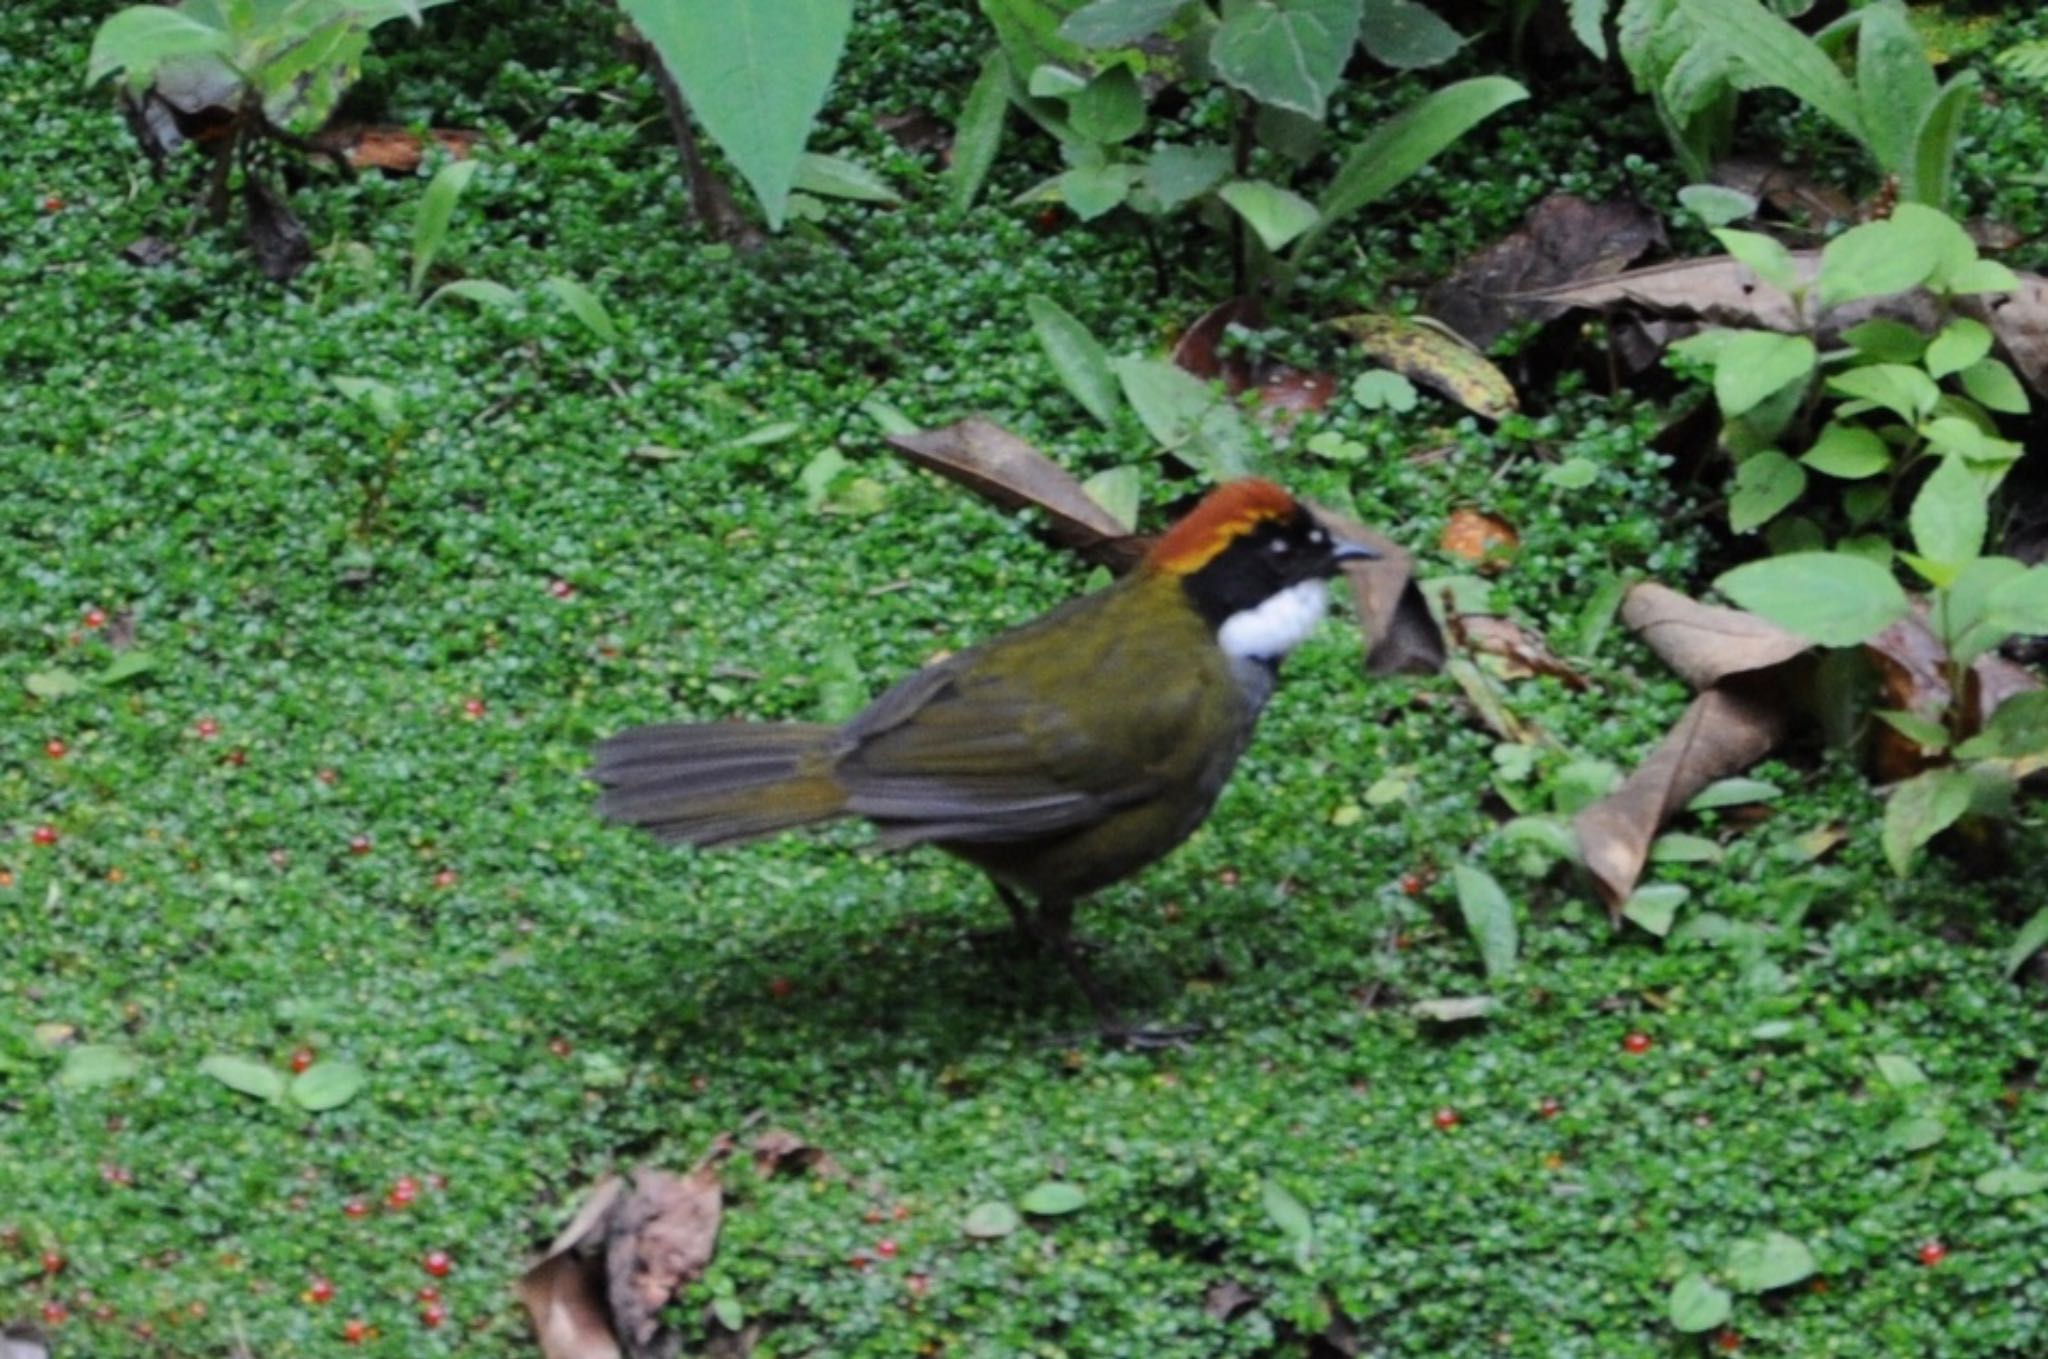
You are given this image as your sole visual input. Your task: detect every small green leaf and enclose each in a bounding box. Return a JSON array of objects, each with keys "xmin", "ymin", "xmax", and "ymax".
[
  {"xmin": 201, "ymin": 1053, "xmax": 289, "ymax": 1103},
  {"xmin": 1356, "ymin": 0, "xmax": 1464, "ymax": 69},
  {"xmin": 1711, "ymin": 332, "xmax": 1816, "ymax": 418},
  {"xmin": 1875, "ymin": 709, "xmax": 1950, "ymax": 751},
  {"xmin": 1112, "ymin": 356, "xmax": 1257, "ymax": 479},
  {"xmin": 425, "ymin": 279, "xmax": 518, "ymax": 310},
  {"xmin": 1068, "ymin": 66, "xmax": 1145, "ymax": 143},
  {"xmin": 1842, "ymin": 319, "xmax": 1928, "ymax": 363},
  {"xmin": 1728, "ymin": 449, "xmax": 1807, "ymax": 533},
  {"xmin": 58, "ymin": 1043, "xmax": 142, "ymax": 1089},
  {"xmin": 1260, "ymin": 1178, "xmax": 1314, "ymax": 1244},
  {"xmin": 1060, "ymin": 0, "xmax": 1190, "ymax": 47},
  {"xmin": 1818, "ymin": 216, "xmax": 1938, "ymax": 307},
  {"xmin": 1142, "ymin": 143, "xmax": 1233, "ymax": 210},
  {"xmin": 1649, "ymin": 833, "xmax": 1723, "ymax": 864},
  {"xmin": 1881, "ymin": 767, "xmax": 1973, "ymax": 876},
  {"xmin": 1987, "ymin": 565, "xmax": 2048, "ymax": 635},
  {"xmin": 1714, "ymin": 552, "xmax": 1910, "ymax": 647},
  {"xmin": 1711, "ymin": 228, "xmax": 1800, "ymax": 292},
  {"xmin": 1725, "ymin": 1230, "xmax": 1817, "ymax": 1293},
  {"xmin": 1801, "ymin": 423, "xmax": 1891, "ymax": 479},
  {"xmin": 1884, "ymin": 1113, "xmax": 1947, "ymax": 1152},
  {"xmin": 1687, "ymin": 777, "xmax": 1782, "ymax": 810},
  {"xmin": 25, "ymin": 669, "xmax": 88, "ymax": 699},
  {"xmin": 1054, "ymin": 164, "xmax": 1137, "ymax": 221},
  {"xmin": 1622, "ymin": 883, "xmax": 1688, "ymax": 937},
  {"xmin": 541, "ymin": 276, "xmax": 617, "ymax": 343},
  {"xmin": 1216, "ymin": 179, "xmax": 1320, "ymax": 251},
  {"xmin": 410, "ymin": 159, "xmax": 479, "ymax": 297},
  {"xmin": 1026, "ymin": 295, "xmax": 1120, "ymax": 427},
  {"xmin": 1908, "ymin": 454, "xmax": 1986, "ymax": 568},
  {"xmin": 963, "ymin": 1200, "xmax": 1020, "ymax": 1238},
  {"xmin": 1451, "ymin": 864, "xmax": 1517, "ymax": 981},
  {"xmin": 1873, "ymin": 1053, "xmax": 1929, "ymax": 1090},
  {"xmin": 1680, "ymin": 184, "xmax": 1756, "ymax": 227},
  {"xmin": 1924, "ymin": 317, "xmax": 1993, "ymax": 380},
  {"xmin": 1668, "ymin": 1272, "xmax": 1732, "ymax": 1333},
  {"xmin": 289, "ymin": 1059, "xmax": 367, "ymax": 1112},
  {"xmin": 2003, "ymin": 906, "xmax": 2048, "ymax": 979},
  {"xmin": 710, "ymin": 1294, "xmax": 746, "ymax": 1331},
  {"xmin": 1018, "ymin": 1181, "xmax": 1087, "ymax": 1215},
  {"xmin": 1351, "ymin": 369, "xmax": 1418, "ymax": 412},
  {"xmin": 1975, "ymin": 1166, "xmax": 2048, "ymax": 1198},
  {"xmin": 946, "ymin": 49, "xmax": 1009, "ymax": 212},
  {"xmin": 1958, "ymin": 358, "xmax": 2030, "ymax": 415},
  {"xmin": 1079, "ymin": 466, "xmax": 1141, "ymax": 532},
  {"xmin": 791, "ymin": 152, "xmax": 901, "ymax": 203}
]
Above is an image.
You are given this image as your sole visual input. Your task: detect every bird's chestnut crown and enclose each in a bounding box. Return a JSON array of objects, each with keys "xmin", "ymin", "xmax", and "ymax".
[{"xmin": 1148, "ymin": 479, "xmax": 1377, "ymax": 634}]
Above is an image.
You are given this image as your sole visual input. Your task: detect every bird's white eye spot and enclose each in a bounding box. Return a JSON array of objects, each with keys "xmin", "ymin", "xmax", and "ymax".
[
  {"xmin": 1270, "ymin": 538, "xmax": 1291, "ymax": 553},
  {"xmin": 1309, "ymin": 529, "xmax": 1327, "ymax": 544}
]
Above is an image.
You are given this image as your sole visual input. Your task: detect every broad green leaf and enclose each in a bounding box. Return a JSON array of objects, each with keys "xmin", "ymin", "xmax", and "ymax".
[
  {"xmin": 1873, "ymin": 1052, "xmax": 1928, "ymax": 1089},
  {"xmin": 1875, "ymin": 709, "xmax": 1950, "ymax": 751},
  {"xmin": 1216, "ymin": 179, "xmax": 1320, "ymax": 251},
  {"xmin": 1818, "ymin": 217, "xmax": 1936, "ymax": 307},
  {"xmin": 1712, "ymin": 332, "xmax": 1815, "ymax": 417},
  {"xmin": 1975, "ymin": 1166, "xmax": 2048, "ymax": 1198},
  {"xmin": 1025, "ymin": 295, "xmax": 1120, "ymax": 426},
  {"xmin": 200, "ymin": 1053, "xmax": 288, "ymax": 1103},
  {"xmin": 1261, "ymin": 1178, "xmax": 1314, "ymax": 1245},
  {"xmin": 1018, "ymin": 1181, "xmax": 1087, "ymax": 1215},
  {"xmin": 1842, "ymin": 319, "xmax": 1928, "ymax": 363},
  {"xmin": 1622, "ymin": 883, "xmax": 1688, "ymax": 937},
  {"xmin": 1711, "ymin": 228, "xmax": 1800, "ymax": 292},
  {"xmin": 1356, "ymin": 0, "xmax": 1464, "ymax": 69},
  {"xmin": 1026, "ymin": 63, "xmax": 1087, "ymax": 98},
  {"xmin": 1069, "ymin": 66, "xmax": 1145, "ymax": 142},
  {"xmin": 1955, "ymin": 691, "xmax": 2048, "ymax": 761},
  {"xmin": 1801, "ymin": 422, "xmax": 1890, "ymax": 479},
  {"xmin": 1143, "ymin": 143, "xmax": 1233, "ymax": 210},
  {"xmin": 1714, "ymin": 552, "xmax": 1909, "ymax": 646},
  {"xmin": 1853, "ymin": 0, "xmax": 1935, "ymax": 179},
  {"xmin": 791, "ymin": 152, "xmax": 901, "ymax": 203},
  {"xmin": 1209, "ymin": 0, "xmax": 1363, "ymax": 119},
  {"xmin": 541, "ymin": 276, "xmax": 617, "ymax": 343},
  {"xmin": 1938, "ymin": 555, "xmax": 2027, "ymax": 666},
  {"xmin": 1881, "ymin": 766, "xmax": 1973, "ymax": 875},
  {"xmin": 1060, "ymin": 0, "xmax": 1188, "ymax": 46},
  {"xmin": 58, "ymin": 1044, "xmax": 142, "ymax": 1088},
  {"xmin": 1649, "ymin": 833, "xmax": 1724, "ymax": 864},
  {"xmin": 290, "ymin": 1059, "xmax": 366, "ymax": 1111},
  {"xmin": 425, "ymin": 279, "xmax": 518, "ymax": 310},
  {"xmin": 1567, "ymin": 0, "xmax": 1608, "ymax": 58},
  {"xmin": 1452, "ymin": 864, "xmax": 1517, "ymax": 981},
  {"xmin": 1920, "ymin": 416, "xmax": 2021, "ymax": 466},
  {"xmin": 25, "ymin": 669, "xmax": 88, "ymax": 699},
  {"xmin": 1055, "ymin": 164, "xmax": 1137, "ymax": 220},
  {"xmin": 1351, "ymin": 369, "xmax": 1418, "ymax": 412},
  {"xmin": 1728, "ymin": 449, "xmax": 1807, "ymax": 532},
  {"xmin": 1825, "ymin": 363, "xmax": 1939, "ymax": 424},
  {"xmin": 1943, "ymin": 257, "xmax": 2018, "ymax": 296},
  {"xmin": 1924, "ymin": 317, "xmax": 1992, "ymax": 380},
  {"xmin": 1668, "ymin": 1273, "xmax": 1732, "ymax": 1333},
  {"xmin": 410, "ymin": 158, "xmax": 478, "ymax": 296},
  {"xmin": 1885, "ymin": 1113, "xmax": 1947, "ymax": 1151},
  {"xmin": 947, "ymin": 49, "xmax": 1010, "ymax": 212},
  {"xmin": 622, "ymin": 0, "xmax": 852, "ymax": 229},
  {"xmin": 963, "ymin": 1200, "xmax": 1020, "ymax": 1238},
  {"xmin": 1112, "ymin": 356, "xmax": 1257, "ymax": 478},
  {"xmin": 1679, "ymin": 183, "xmax": 1756, "ymax": 226},
  {"xmin": 101, "ymin": 651, "xmax": 157, "ymax": 685},
  {"xmin": 1987, "ymin": 565, "xmax": 2048, "ymax": 635},
  {"xmin": 87, "ymin": 5, "xmax": 232, "ymax": 86},
  {"xmin": 1676, "ymin": 0, "xmax": 1861, "ymax": 139},
  {"xmin": 1079, "ymin": 466, "xmax": 1141, "ymax": 531},
  {"xmin": 1687, "ymin": 777, "xmax": 1781, "ymax": 810},
  {"xmin": 1725, "ymin": 1230, "xmax": 1818, "ymax": 1293},
  {"xmin": 1908, "ymin": 454, "xmax": 1986, "ymax": 568},
  {"xmin": 1959, "ymin": 358, "xmax": 2030, "ymax": 415},
  {"xmin": 2005, "ymin": 906, "xmax": 2048, "ymax": 978},
  {"xmin": 1907, "ymin": 72, "xmax": 1977, "ymax": 208},
  {"xmin": 1298, "ymin": 76, "xmax": 1526, "ymax": 263}
]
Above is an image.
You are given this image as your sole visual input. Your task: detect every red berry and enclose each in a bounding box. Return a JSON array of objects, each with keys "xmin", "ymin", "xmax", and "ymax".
[
  {"xmin": 347, "ymin": 835, "xmax": 372, "ymax": 856},
  {"xmin": 1432, "ymin": 1107, "xmax": 1460, "ymax": 1131},
  {"xmin": 876, "ymin": 1238, "xmax": 898, "ymax": 1258},
  {"xmin": 422, "ymin": 1249, "xmax": 452, "ymax": 1277},
  {"xmin": 225, "ymin": 748, "xmax": 246, "ymax": 766},
  {"xmin": 417, "ymin": 1286, "xmax": 440, "ymax": 1304},
  {"xmin": 462, "ymin": 698, "xmax": 486, "ymax": 720},
  {"xmin": 31, "ymin": 825, "xmax": 58, "ymax": 847},
  {"xmin": 389, "ymin": 1176, "xmax": 419, "ymax": 1208},
  {"xmin": 1918, "ymin": 1240, "xmax": 1947, "ymax": 1266},
  {"xmin": 548, "ymin": 579, "xmax": 575, "ymax": 600},
  {"xmin": 1716, "ymin": 1330, "xmax": 1742, "ymax": 1352},
  {"xmin": 847, "ymin": 1251, "xmax": 871, "ymax": 1271},
  {"xmin": 42, "ymin": 195, "xmax": 64, "ymax": 214},
  {"xmin": 1622, "ymin": 1031, "xmax": 1653, "ymax": 1055},
  {"xmin": 420, "ymin": 1303, "xmax": 447, "ymax": 1329},
  {"xmin": 907, "ymin": 1272, "xmax": 930, "ymax": 1297},
  {"xmin": 548, "ymin": 1037, "xmax": 572, "ymax": 1058},
  {"xmin": 433, "ymin": 868, "xmax": 458, "ymax": 889},
  {"xmin": 83, "ymin": 608, "xmax": 107, "ymax": 629},
  {"xmin": 1538, "ymin": 1097, "xmax": 1562, "ymax": 1119},
  {"xmin": 342, "ymin": 1318, "xmax": 368, "ymax": 1344},
  {"xmin": 41, "ymin": 1251, "xmax": 65, "ymax": 1275},
  {"xmin": 193, "ymin": 717, "xmax": 219, "ymax": 740},
  {"xmin": 891, "ymin": 1203, "xmax": 910, "ymax": 1221},
  {"xmin": 289, "ymin": 1048, "xmax": 315, "ymax": 1074},
  {"xmin": 767, "ymin": 975, "xmax": 794, "ymax": 999},
  {"xmin": 40, "ymin": 1301, "xmax": 66, "ymax": 1326},
  {"xmin": 317, "ymin": 768, "xmax": 338, "ymax": 785},
  {"xmin": 307, "ymin": 1277, "xmax": 335, "ymax": 1305},
  {"xmin": 342, "ymin": 1197, "xmax": 370, "ymax": 1220},
  {"xmin": 1399, "ymin": 872, "xmax": 1423, "ymax": 896},
  {"xmin": 45, "ymin": 739, "xmax": 67, "ymax": 759}
]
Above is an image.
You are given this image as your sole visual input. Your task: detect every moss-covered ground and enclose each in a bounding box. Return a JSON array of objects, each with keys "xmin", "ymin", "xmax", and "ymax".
[{"xmin": 3, "ymin": 2, "xmax": 2046, "ymax": 1355}]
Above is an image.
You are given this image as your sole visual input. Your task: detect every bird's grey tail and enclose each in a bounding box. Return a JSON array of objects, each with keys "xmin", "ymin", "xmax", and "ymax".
[{"xmin": 590, "ymin": 722, "xmax": 847, "ymax": 848}]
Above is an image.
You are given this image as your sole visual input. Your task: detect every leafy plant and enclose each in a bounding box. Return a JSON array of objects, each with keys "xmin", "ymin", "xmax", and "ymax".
[
  {"xmin": 1615, "ymin": 0, "xmax": 1977, "ymax": 207},
  {"xmin": 963, "ymin": 0, "xmax": 1526, "ymax": 294}
]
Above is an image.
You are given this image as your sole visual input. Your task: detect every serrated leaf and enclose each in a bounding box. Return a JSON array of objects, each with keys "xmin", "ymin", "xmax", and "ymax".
[
  {"xmin": 1842, "ymin": 319, "xmax": 1928, "ymax": 363},
  {"xmin": 1069, "ymin": 65, "xmax": 1145, "ymax": 143},
  {"xmin": 1452, "ymin": 864, "xmax": 1517, "ymax": 980},
  {"xmin": 1018, "ymin": 1181, "xmax": 1087, "ymax": 1215},
  {"xmin": 58, "ymin": 1043, "xmax": 142, "ymax": 1088},
  {"xmin": 1054, "ymin": 163, "xmax": 1137, "ymax": 220},
  {"xmin": 1026, "ymin": 295, "xmax": 1120, "ymax": 427},
  {"xmin": 1714, "ymin": 552, "xmax": 1910, "ymax": 647},
  {"xmin": 1909, "ymin": 454, "xmax": 1986, "ymax": 568},
  {"xmin": 1711, "ymin": 228, "xmax": 1800, "ymax": 292},
  {"xmin": 201, "ymin": 1053, "xmax": 288, "ymax": 1103},
  {"xmin": 289, "ymin": 1059, "xmax": 367, "ymax": 1111},
  {"xmin": 1668, "ymin": 1272, "xmax": 1732, "ymax": 1333},
  {"xmin": 963, "ymin": 1200, "xmax": 1020, "ymax": 1238},
  {"xmin": 1818, "ymin": 217, "xmax": 1938, "ymax": 307},
  {"xmin": 1986, "ymin": 564, "xmax": 2048, "ymax": 635},
  {"xmin": 1725, "ymin": 1230, "xmax": 1817, "ymax": 1293}
]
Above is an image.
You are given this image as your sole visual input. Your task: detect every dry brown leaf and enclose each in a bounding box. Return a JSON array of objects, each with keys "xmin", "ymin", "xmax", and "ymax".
[
  {"xmin": 1170, "ymin": 298, "xmax": 1337, "ymax": 430},
  {"xmin": 1329, "ymin": 313, "xmax": 1519, "ymax": 420},
  {"xmin": 1423, "ymin": 194, "xmax": 1666, "ymax": 348},
  {"xmin": 1452, "ymin": 615, "xmax": 1586, "ymax": 689},
  {"xmin": 750, "ymin": 1128, "xmax": 835, "ymax": 1178},
  {"xmin": 884, "ymin": 420, "xmax": 1145, "ymax": 571},
  {"xmin": 1202, "ymin": 1278, "xmax": 1261, "ymax": 1322},
  {"xmin": 1439, "ymin": 508, "xmax": 1518, "ymax": 568},
  {"xmin": 313, "ymin": 124, "xmax": 481, "ymax": 172},
  {"xmin": 607, "ymin": 1167, "xmax": 723, "ymax": 1357},
  {"xmin": 1710, "ymin": 157, "xmax": 1858, "ymax": 231},
  {"xmin": 1308, "ymin": 503, "xmax": 1445, "ymax": 676},
  {"xmin": 1572, "ymin": 584, "xmax": 1814, "ymax": 912},
  {"xmin": 243, "ymin": 176, "xmax": 310, "ymax": 284},
  {"xmin": 1866, "ymin": 613, "xmax": 1953, "ymax": 781},
  {"xmin": 1446, "ymin": 657, "xmax": 1542, "ymax": 744},
  {"xmin": 521, "ymin": 1253, "xmax": 623, "ymax": 1359}
]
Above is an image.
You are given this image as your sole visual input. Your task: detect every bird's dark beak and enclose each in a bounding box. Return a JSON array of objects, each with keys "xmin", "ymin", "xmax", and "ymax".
[{"xmin": 1330, "ymin": 536, "xmax": 1379, "ymax": 563}]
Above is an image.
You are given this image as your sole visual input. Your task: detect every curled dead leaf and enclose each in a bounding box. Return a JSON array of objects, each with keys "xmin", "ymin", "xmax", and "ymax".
[
  {"xmin": 1451, "ymin": 614, "xmax": 1586, "ymax": 689},
  {"xmin": 1422, "ymin": 194, "xmax": 1666, "ymax": 349},
  {"xmin": 1329, "ymin": 313, "xmax": 1518, "ymax": 420},
  {"xmin": 749, "ymin": 1128, "xmax": 837, "ymax": 1179},
  {"xmin": 312, "ymin": 124, "xmax": 481, "ymax": 173},
  {"xmin": 1440, "ymin": 508, "xmax": 1518, "ymax": 568},
  {"xmin": 1170, "ymin": 297, "xmax": 1336, "ymax": 432},
  {"xmin": 1308, "ymin": 502, "xmax": 1445, "ymax": 676},
  {"xmin": 1202, "ymin": 1278, "xmax": 1261, "ymax": 1322}
]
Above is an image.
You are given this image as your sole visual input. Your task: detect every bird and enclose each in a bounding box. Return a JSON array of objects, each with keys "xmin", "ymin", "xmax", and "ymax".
[{"xmin": 592, "ymin": 478, "xmax": 1376, "ymax": 1041}]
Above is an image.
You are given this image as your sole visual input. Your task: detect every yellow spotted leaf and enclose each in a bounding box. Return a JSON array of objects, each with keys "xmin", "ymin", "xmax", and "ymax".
[{"xmin": 1330, "ymin": 313, "xmax": 1518, "ymax": 420}]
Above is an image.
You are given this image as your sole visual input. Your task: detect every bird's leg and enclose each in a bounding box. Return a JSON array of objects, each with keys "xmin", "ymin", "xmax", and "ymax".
[
  {"xmin": 990, "ymin": 879, "xmax": 1037, "ymax": 950},
  {"xmin": 1036, "ymin": 898, "xmax": 1202, "ymax": 1050}
]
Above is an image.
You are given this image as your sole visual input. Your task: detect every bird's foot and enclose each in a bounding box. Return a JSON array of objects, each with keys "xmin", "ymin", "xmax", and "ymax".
[{"xmin": 1100, "ymin": 1018, "xmax": 1206, "ymax": 1051}]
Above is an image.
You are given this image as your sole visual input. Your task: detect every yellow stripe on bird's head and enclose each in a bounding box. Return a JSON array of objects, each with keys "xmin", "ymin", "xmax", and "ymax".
[{"xmin": 1144, "ymin": 478, "xmax": 1303, "ymax": 576}]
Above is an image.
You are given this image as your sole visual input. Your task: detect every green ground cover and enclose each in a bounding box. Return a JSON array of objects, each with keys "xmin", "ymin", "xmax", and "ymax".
[{"xmin": 3, "ymin": 1, "xmax": 2046, "ymax": 1355}]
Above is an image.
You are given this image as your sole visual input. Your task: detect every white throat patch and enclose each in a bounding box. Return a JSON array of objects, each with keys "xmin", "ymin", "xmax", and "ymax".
[{"xmin": 1217, "ymin": 580, "xmax": 1328, "ymax": 660}]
